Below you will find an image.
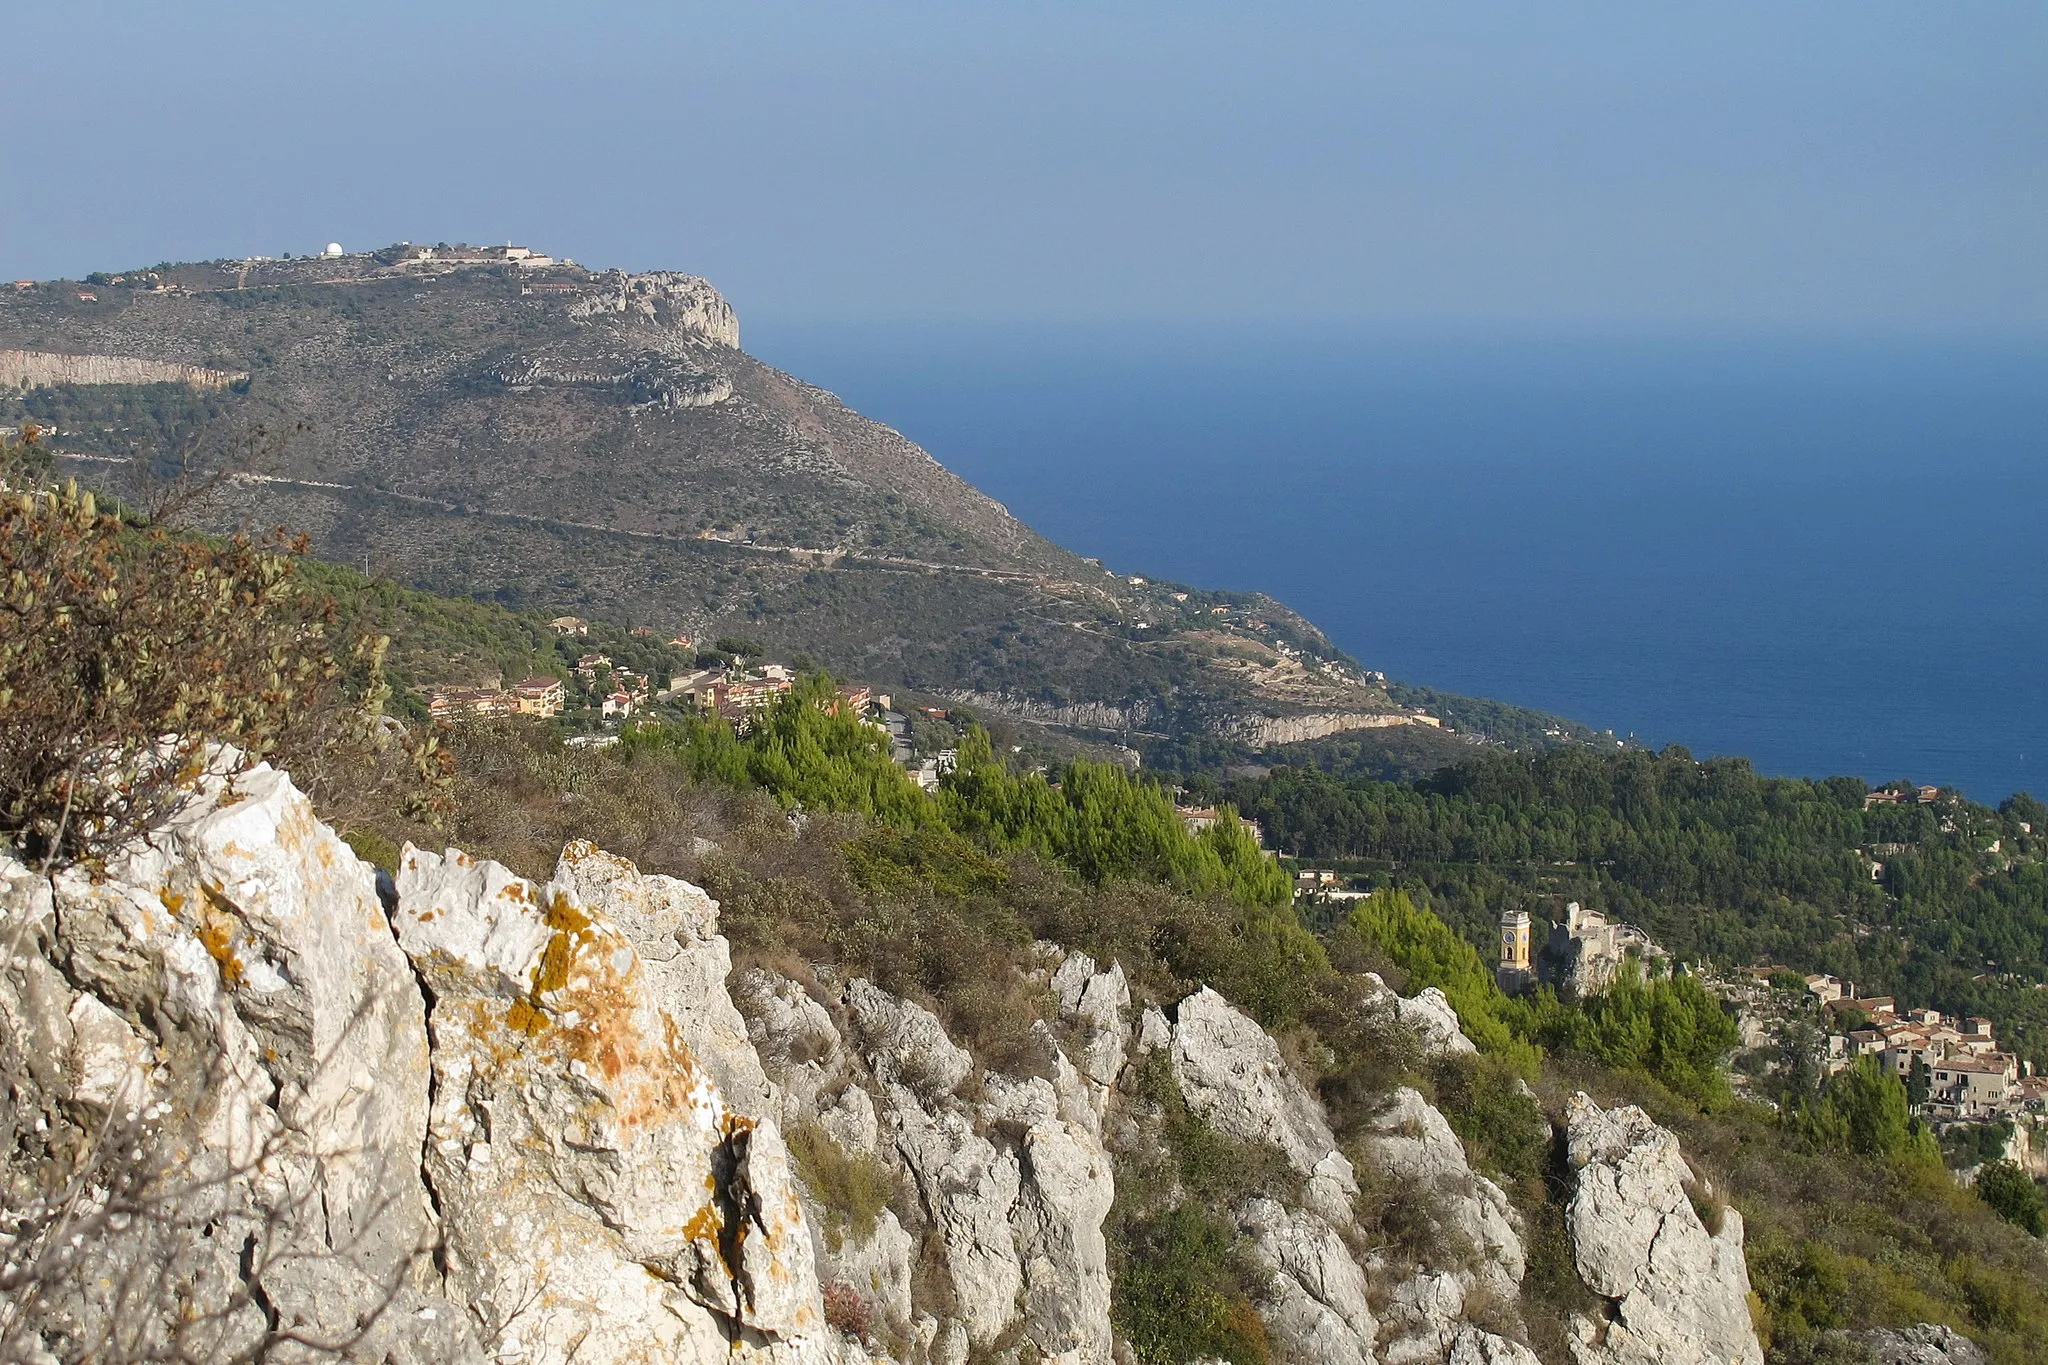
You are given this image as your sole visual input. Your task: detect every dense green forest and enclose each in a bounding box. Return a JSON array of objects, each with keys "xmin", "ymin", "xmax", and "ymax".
[{"xmin": 1225, "ymin": 748, "xmax": 2048, "ymax": 1065}]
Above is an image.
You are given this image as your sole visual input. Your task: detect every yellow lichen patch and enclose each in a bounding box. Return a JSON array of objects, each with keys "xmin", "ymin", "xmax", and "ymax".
[
  {"xmin": 542, "ymin": 889, "xmax": 591, "ymax": 935},
  {"xmin": 505, "ymin": 998, "xmax": 548, "ymax": 1036},
  {"xmin": 196, "ymin": 917, "xmax": 243, "ymax": 986},
  {"xmin": 194, "ymin": 883, "xmax": 246, "ymax": 986},
  {"xmin": 158, "ymin": 889, "xmax": 187, "ymax": 917},
  {"xmin": 682, "ymin": 1202, "xmax": 725, "ymax": 1250}
]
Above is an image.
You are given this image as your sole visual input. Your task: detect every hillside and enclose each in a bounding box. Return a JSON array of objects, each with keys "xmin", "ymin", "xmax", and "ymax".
[
  {"xmin": 0, "ymin": 244, "xmax": 1593, "ymax": 772},
  {"xmin": 5, "ymin": 473, "xmax": 2043, "ymax": 1365}
]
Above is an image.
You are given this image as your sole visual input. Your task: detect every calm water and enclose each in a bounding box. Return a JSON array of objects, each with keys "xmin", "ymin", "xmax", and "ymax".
[{"xmin": 750, "ymin": 323, "xmax": 2048, "ymax": 803}]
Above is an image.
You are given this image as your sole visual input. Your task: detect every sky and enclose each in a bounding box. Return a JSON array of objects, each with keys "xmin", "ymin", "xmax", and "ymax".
[{"xmin": 3, "ymin": 2, "xmax": 2043, "ymax": 331}]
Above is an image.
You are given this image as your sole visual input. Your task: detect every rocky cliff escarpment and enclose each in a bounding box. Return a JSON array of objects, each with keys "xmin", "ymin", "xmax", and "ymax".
[
  {"xmin": 1, "ymin": 348, "xmax": 249, "ymax": 390},
  {"xmin": 0, "ymin": 760, "xmax": 1776, "ymax": 1364}
]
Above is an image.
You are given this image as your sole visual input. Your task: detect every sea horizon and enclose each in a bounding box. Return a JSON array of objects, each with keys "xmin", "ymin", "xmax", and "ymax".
[{"xmin": 750, "ymin": 320, "xmax": 2048, "ymax": 804}]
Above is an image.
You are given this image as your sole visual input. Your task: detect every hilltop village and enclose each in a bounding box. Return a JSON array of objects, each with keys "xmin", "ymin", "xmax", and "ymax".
[{"xmin": 1277, "ymin": 859, "xmax": 2048, "ymax": 1144}]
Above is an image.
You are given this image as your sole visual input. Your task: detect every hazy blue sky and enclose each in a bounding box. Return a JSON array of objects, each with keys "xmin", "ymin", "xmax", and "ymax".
[{"xmin": 5, "ymin": 2, "xmax": 2042, "ymax": 330}]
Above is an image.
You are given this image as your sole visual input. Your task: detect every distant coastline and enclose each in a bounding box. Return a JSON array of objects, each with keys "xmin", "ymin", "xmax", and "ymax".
[{"xmin": 754, "ymin": 323, "xmax": 2048, "ymax": 802}]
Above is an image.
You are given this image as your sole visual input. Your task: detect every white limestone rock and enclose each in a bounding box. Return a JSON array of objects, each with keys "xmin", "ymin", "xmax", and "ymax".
[
  {"xmin": 1136, "ymin": 1003, "xmax": 1172, "ymax": 1055},
  {"xmin": 548, "ymin": 839, "xmax": 773, "ymax": 1115},
  {"xmin": 1563, "ymin": 1093, "xmax": 1763, "ymax": 1365},
  {"xmin": 1050, "ymin": 950, "xmax": 1132, "ymax": 1090},
  {"xmin": 845, "ymin": 978, "xmax": 972, "ymax": 1102},
  {"xmin": 1376, "ymin": 1268, "xmax": 1472, "ymax": 1365},
  {"xmin": 0, "ymin": 762, "xmax": 471, "ymax": 1364},
  {"xmin": 1447, "ymin": 1326, "xmax": 1544, "ymax": 1365},
  {"xmin": 1398, "ymin": 987, "xmax": 1478, "ymax": 1059},
  {"xmin": 1237, "ymin": 1196, "xmax": 1376, "ymax": 1365},
  {"xmin": 1849, "ymin": 1325, "xmax": 1989, "ymax": 1365},
  {"xmin": 883, "ymin": 1085, "xmax": 1024, "ymax": 1349},
  {"xmin": 1361, "ymin": 1087, "xmax": 1526, "ymax": 1296},
  {"xmin": 1169, "ymin": 986, "xmax": 1359, "ymax": 1221},
  {"xmin": 395, "ymin": 843, "xmax": 830, "ymax": 1364},
  {"xmin": 1011, "ymin": 1115, "xmax": 1117, "ymax": 1363}
]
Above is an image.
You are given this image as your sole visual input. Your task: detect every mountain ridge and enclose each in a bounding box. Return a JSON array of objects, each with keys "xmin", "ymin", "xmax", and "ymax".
[{"xmin": 0, "ymin": 242, "xmax": 1600, "ymax": 769}]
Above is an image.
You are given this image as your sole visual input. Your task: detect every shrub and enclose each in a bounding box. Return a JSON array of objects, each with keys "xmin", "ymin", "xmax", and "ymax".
[
  {"xmin": 1430, "ymin": 1052, "xmax": 1549, "ymax": 1183},
  {"xmin": 820, "ymin": 1280, "xmax": 874, "ymax": 1343},
  {"xmin": 0, "ymin": 482, "xmax": 416, "ymax": 863},
  {"xmin": 1111, "ymin": 1203, "xmax": 1269, "ymax": 1365},
  {"xmin": 784, "ymin": 1119, "xmax": 894, "ymax": 1251},
  {"xmin": 1793, "ymin": 1058, "xmax": 1939, "ymax": 1162},
  {"xmin": 1975, "ymin": 1160, "xmax": 2045, "ymax": 1237},
  {"xmin": 1347, "ymin": 890, "xmax": 1542, "ymax": 1077}
]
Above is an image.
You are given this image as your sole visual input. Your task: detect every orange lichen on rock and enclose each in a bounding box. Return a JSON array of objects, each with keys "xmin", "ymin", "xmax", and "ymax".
[{"xmin": 194, "ymin": 883, "xmax": 245, "ymax": 986}]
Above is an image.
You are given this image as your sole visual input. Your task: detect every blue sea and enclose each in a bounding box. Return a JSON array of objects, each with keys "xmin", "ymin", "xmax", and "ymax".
[{"xmin": 750, "ymin": 323, "xmax": 2048, "ymax": 804}]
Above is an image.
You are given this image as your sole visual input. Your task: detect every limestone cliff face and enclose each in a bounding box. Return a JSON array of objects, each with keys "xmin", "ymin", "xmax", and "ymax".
[
  {"xmin": 568, "ymin": 270, "xmax": 742, "ymax": 349},
  {"xmin": 0, "ymin": 760, "xmax": 1778, "ymax": 1364},
  {"xmin": 1226, "ymin": 711, "xmax": 1440, "ymax": 748},
  {"xmin": 0, "ymin": 348, "xmax": 249, "ymax": 390}
]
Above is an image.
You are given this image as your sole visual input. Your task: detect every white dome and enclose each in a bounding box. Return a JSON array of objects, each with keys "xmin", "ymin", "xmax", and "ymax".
[{"xmin": 322, "ymin": 242, "xmax": 344, "ymax": 257}]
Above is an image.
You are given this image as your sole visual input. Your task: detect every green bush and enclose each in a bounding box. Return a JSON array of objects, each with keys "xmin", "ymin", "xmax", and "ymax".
[
  {"xmin": 1793, "ymin": 1058, "xmax": 1940, "ymax": 1161},
  {"xmin": 784, "ymin": 1119, "xmax": 894, "ymax": 1250},
  {"xmin": 1347, "ymin": 890, "xmax": 1542, "ymax": 1077},
  {"xmin": 1111, "ymin": 1204, "xmax": 1269, "ymax": 1365},
  {"xmin": 0, "ymin": 481, "xmax": 426, "ymax": 863},
  {"xmin": 1975, "ymin": 1160, "xmax": 2045, "ymax": 1237}
]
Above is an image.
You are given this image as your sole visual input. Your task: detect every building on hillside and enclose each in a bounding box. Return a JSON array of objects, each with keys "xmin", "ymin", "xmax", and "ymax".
[
  {"xmin": 1928, "ymin": 1054, "xmax": 2020, "ymax": 1119},
  {"xmin": 909, "ymin": 750, "xmax": 961, "ymax": 793},
  {"xmin": 662, "ymin": 668, "xmax": 716, "ymax": 700},
  {"xmin": 1543, "ymin": 902, "xmax": 1668, "ymax": 998},
  {"xmin": 428, "ymin": 685, "xmax": 518, "ymax": 722},
  {"xmin": 710, "ymin": 676, "xmax": 794, "ymax": 726},
  {"xmin": 1296, "ymin": 869, "xmax": 1339, "ymax": 898},
  {"xmin": 1179, "ymin": 806, "xmax": 1219, "ymax": 834},
  {"xmin": 827, "ymin": 684, "xmax": 872, "ymax": 718},
  {"xmin": 1805, "ymin": 973, "xmax": 1846, "ymax": 1003},
  {"xmin": 511, "ymin": 677, "xmax": 564, "ymax": 717},
  {"xmin": 549, "ymin": 616, "xmax": 588, "ymax": 636},
  {"xmin": 668, "ymin": 634, "xmax": 694, "ymax": 651},
  {"xmin": 575, "ymin": 653, "xmax": 612, "ymax": 678},
  {"xmin": 601, "ymin": 689, "xmax": 635, "ymax": 724},
  {"xmin": 1497, "ymin": 909, "xmax": 1536, "ymax": 993}
]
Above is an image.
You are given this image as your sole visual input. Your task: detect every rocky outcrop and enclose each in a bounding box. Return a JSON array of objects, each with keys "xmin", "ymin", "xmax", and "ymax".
[
  {"xmin": 939, "ymin": 692, "xmax": 1159, "ymax": 735},
  {"xmin": 393, "ymin": 841, "xmax": 826, "ymax": 1363},
  {"xmin": 484, "ymin": 350, "xmax": 733, "ymax": 408},
  {"xmin": 0, "ymin": 347, "xmax": 249, "ymax": 390},
  {"xmin": 1363, "ymin": 1088, "xmax": 1526, "ymax": 1297},
  {"xmin": 0, "ymin": 763, "xmax": 837, "ymax": 1365},
  {"xmin": 1227, "ymin": 710, "xmax": 1442, "ymax": 748},
  {"xmin": 3, "ymin": 755, "xmax": 1749, "ymax": 1365},
  {"xmin": 0, "ymin": 762, "xmax": 463, "ymax": 1363},
  {"xmin": 1170, "ymin": 985, "xmax": 1359, "ymax": 1221},
  {"xmin": 568, "ymin": 271, "xmax": 741, "ymax": 348},
  {"xmin": 1397, "ymin": 986, "xmax": 1479, "ymax": 1060},
  {"xmin": 1166, "ymin": 984, "xmax": 1538, "ymax": 1365},
  {"xmin": 1564, "ymin": 1093, "xmax": 1763, "ymax": 1365},
  {"xmin": 1848, "ymin": 1324, "xmax": 1989, "ymax": 1365},
  {"xmin": 1237, "ymin": 1196, "xmax": 1377, "ymax": 1365}
]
